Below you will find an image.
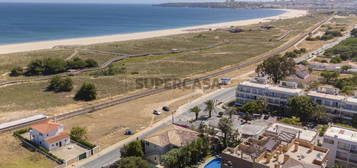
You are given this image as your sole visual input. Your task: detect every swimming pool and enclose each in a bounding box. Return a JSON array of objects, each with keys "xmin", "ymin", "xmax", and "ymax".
[{"xmin": 204, "ymin": 158, "xmax": 221, "ymax": 168}]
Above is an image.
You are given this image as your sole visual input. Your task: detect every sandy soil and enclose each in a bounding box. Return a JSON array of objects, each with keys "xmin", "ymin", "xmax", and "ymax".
[{"xmin": 0, "ymin": 9, "xmax": 307, "ymax": 54}]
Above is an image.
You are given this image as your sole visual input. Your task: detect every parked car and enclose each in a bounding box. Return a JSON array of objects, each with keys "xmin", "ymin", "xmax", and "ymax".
[
  {"xmin": 124, "ymin": 129, "xmax": 134, "ymax": 135},
  {"xmin": 263, "ymin": 115, "xmax": 270, "ymax": 120},
  {"xmin": 153, "ymin": 110, "xmax": 161, "ymax": 115},
  {"xmin": 162, "ymin": 106, "xmax": 170, "ymax": 112}
]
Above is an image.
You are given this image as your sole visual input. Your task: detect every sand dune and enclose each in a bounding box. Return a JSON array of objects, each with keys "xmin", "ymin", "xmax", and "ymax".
[{"xmin": 0, "ymin": 9, "xmax": 307, "ymax": 54}]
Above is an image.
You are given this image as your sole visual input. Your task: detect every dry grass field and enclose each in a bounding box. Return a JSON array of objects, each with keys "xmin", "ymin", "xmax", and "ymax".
[{"xmin": 0, "ymin": 14, "xmax": 327, "ymax": 114}]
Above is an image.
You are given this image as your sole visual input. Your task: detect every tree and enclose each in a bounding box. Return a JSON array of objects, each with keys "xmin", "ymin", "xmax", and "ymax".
[
  {"xmin": 287, "ymin": 96, "xmax": 328, "ymax": 123},
  {"xmin": 43, "ymin": 58, "xmax": 67, "ymax": 75},
  {"xmin": 256, "ymin": 55, "xmax": 296, "ymax": 83},
  {"xmin": 74, "ymin": 82, "xmax": 97, "ymax": 101},
  {"xmin": 204, "ymin": 100, "xmax": 215, "ymax": 118},
  {"xmin": 67, "ymin": 57, "xmax": 88, "ymax": 69},
  {"xmin": 320, "ymin": 71, "xmax": 340, "ymax": 84},
  {"xmin": 351, "ymin": 28, "xmax": 357, "ymax": 37},
  {"xmin": 257, "ymin": 97, "xmax": 268, "ymax": 114},
  {"xmin": 26, "ymin": 59, "xmax": 45, "ymax": 76},
  {"xmin": 218, "ymin": 118, "xmax": 234, "ymax": 148},
  {"xmin": 122, "ymin": 140, "xmax": 144, "ymax": 158},
  {"xmin": 190, "ymin": 106, "xmax": 201, "ymax": 120},
  {"xmin": 114, "ymin": 157, "xmax": 152, "ymax": 168},
  {"xmin": 226, "ymin": 107, "xmax": 236, "ymax": 119},
  {"xmin": 85, "ymin": 59, "xmax": 99, "ymax": 68},
  {"xmin": 47, "ymin": 76, "xmax": 73, "ymax": 92},
  {"xmin": 70, "ymin": 126, "xmax": 87, "ymax": 141},
  {"xmin": 10, "ymin": 67, "xmax": 23, "ymax": 77},
  {"xmin": 330, "ymin": 56, "xmax": 342, "ymax": 63},
  {"xmin": 241, "ymin": 101, "xmax": 261, "ymax": 114},
  {"xmin": 341, "ymin": 65, "xmax": 352, "ymax": 72}
]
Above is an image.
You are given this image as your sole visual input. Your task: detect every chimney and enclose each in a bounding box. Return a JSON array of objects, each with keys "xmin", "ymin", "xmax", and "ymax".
[
  {"xmin": 309, "ymin": 144, "xmax": 314, "ymax": 153},
  {"xmin": 283, "ymin": 154, "xmax": 290, "ymax": 163},
  {"xmin": 266, "ymin": 153, "xmax": 272, "ymax": 163},
  {"xmin": 275, "ymin": 163, "xmax": 280, "ymax": 168},
  {"xmin": 294, "ymin": 142, "xmax": 299, "ymax": 152}
]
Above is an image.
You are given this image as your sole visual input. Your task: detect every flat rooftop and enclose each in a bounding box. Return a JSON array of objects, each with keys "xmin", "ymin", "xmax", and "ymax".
[
  {"xmin": 258, "ymin": 144, "xmax": 327, "ymax": 168},
  {"xmin": 345, "ymin": 96, "xmax": 357, "ymax": 104},
  {"xmin": 51, "ymin": 143, "xmax": 89, "ymax": 161},
  {"xmin": 239, "ymin": 81, "xmax": 303, "ymax": 94},
  {"xmin": 266, "ymin": 123, "xmax": 317, "ymax": 142},
  {"xmin": 307, "ymin": 91, "xmax": 345, "ymax": 101},
  {"xmin": 324, "ymin": 126, "xmax": 357, "ymax": 143}
]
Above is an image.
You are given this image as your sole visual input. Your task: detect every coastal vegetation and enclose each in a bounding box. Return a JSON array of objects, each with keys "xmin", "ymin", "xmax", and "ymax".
[
  {"xmin": 0, "ymin": 13, "xmax": 327, "ymax": 112},
  {"xmin": 11, "ymin": 57, "xmax": 98, "ymax": 76}
]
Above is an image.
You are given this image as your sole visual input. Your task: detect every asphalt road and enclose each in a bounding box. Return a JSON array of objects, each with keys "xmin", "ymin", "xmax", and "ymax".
[{"xmin": 78, "ymin": 87, "xmax": 236, "ymax": 168}]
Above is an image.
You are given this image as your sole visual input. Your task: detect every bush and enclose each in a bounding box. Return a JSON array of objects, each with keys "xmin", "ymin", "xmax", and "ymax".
[
  {"xmin": 10, "ymin": 67, "xmax": 24, "ymax": 77},
  {"xmin": 113, "ymin": 157, "xmax": 152, "ymax": 168},
  {"xmin": 43, "ymin": 58, "xmax": 68, "ymax": 75},
  {"xmin": 22, "ymin": 57, "xmax": 99, "ymax": 76},
  {"xmin": 67, "ymin": 57, "xmax": 99, "ymax": 69},
  {"xmin": 47, "ymin": 76, "xmax": 73, "ymax": 92},
  {"xmin": 280, "ymin": 117, "xmax": 302, "ymax": 126},
  {"xmin": 74, "ymin": 82, "xmax": 97, "ymax": 101},
  {"xmin": 85, "ymin": 59, "xmax": 99, "ymax": 68},
  {"xmin": 330, "ymin": 56, "xmax": 342, "ymax": 63}
]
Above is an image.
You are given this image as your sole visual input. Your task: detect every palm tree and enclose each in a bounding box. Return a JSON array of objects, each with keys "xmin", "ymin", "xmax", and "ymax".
[
  {"xmin": 226, "ymin": 107, "xmax": 236, "ymax": 119},
  {"xmin": 191, "ymin": 106, "xmax": 201, "ymax": 121},
  {"xmin": 204, "ymin": 100, "xmax": 215, "ymax": 118}
]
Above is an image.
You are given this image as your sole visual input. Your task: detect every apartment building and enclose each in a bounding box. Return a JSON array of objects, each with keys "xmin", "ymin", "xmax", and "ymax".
[
  {"xmin": 236, "ymin": 77, "xmax": 304, "ymax": 107},
  {"xmin": 222, "ymin": 132, "xmax": 329, "ymax": 168},
  {"xmin": 323, "ymin": 126, "xmax": 357, "ymax": 168},
  {"xmin": 308, "ymin": 87, "xmax": 357, "ymax": 120},
  {"xmin": 237, "ymin": 78, "xmax": 357, "ymax": 120}
]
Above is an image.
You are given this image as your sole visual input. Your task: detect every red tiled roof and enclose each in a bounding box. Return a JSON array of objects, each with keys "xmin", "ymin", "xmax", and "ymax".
[
  {"xmin": 45, "ymin": 132, "xmax": 69, "ymax": 144},
  {"xmin": 31, "ymin": 120, "xmax": 62, "ymax": 134}
]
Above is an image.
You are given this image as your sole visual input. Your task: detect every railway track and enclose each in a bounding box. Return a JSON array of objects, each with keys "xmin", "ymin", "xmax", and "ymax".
[{"xmin": 0, "ymin": 17, "xmax": 330, "ymax": 133}]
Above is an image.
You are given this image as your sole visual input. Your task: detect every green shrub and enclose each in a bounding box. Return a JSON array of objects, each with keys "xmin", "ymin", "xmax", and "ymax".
[
  {"xmin": 74, "ymin": 82, "xmax": 97, "ymax": 101},
  {"xmin": 47, "ymin": 76, "xmax": 73, "ymax": 92},
  {"xmin": 10, "ymin": 67, "xmax": 24, "ymax": 77},
  {"xmin": 280, "ymin": 117, "xmax": 302, "ymax": 126}
]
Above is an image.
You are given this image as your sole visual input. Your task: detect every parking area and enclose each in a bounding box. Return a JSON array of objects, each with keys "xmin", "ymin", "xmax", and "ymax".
[{"xmin": 51, "ymin": 143, "xmax": 89, "ymax": 162}]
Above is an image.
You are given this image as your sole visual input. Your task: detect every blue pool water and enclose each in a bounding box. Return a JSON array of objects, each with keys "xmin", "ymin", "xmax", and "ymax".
[
  {"xmin": 204, "ymin": 158, "xmax": 222, "ymax": 168},
  {"xmin": 0, "ymin": 3, "xmax": 285, "ymax": 44}
]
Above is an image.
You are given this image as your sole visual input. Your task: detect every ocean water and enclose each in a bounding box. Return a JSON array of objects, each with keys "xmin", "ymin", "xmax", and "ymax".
[{"xmin": 0, "ymin": 3, "xmax": 285, "ymax": 44}]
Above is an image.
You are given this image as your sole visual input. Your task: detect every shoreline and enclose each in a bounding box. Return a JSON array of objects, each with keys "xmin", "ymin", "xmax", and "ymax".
[{"xmin": 0, "ymin": 9, "xmax": 307, "ymax": 54}]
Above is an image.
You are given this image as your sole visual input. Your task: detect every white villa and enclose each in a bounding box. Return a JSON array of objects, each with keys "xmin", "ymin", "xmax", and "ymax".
[{"xmin": 30, "ymin": 120, "xmax": 70, "ymax": 151}]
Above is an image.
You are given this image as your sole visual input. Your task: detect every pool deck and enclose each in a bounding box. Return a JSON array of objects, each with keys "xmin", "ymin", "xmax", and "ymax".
[{"xmin": 199, "ymin": 156, "xmax": 217, "ymax": 168}]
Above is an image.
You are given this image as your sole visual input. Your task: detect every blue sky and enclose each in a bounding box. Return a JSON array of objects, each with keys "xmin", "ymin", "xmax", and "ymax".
[{"xmin": 0, "ymin": 0, "xmax": 240, "ymax": 4}]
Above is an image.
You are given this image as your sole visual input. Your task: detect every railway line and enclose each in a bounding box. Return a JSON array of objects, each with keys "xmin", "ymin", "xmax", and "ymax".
[{"xmin": 0, "ymin": 16, "xmax": 330, "ymax": 134}]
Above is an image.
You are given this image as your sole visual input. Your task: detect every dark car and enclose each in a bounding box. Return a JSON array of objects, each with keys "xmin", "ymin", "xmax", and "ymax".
[
  {"xmin": 162, "ymin": 106, "xmax": 170, "ymax": 112},
  {"xmin": 264, "ymin": 115, "xmax": 270, "ymax": 120}
]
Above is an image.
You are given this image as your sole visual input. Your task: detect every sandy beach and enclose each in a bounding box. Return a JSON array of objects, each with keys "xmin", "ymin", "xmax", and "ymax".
[{"xmin": 0, "ymin": 9, "xmax": 307, "ymax": 54}]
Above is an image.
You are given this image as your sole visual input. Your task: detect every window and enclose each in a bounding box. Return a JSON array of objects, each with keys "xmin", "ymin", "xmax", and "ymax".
[
  {"xmin": 39, "ymin": 133, "xmax": 43, "ymax": 136},
  {"xmin": 324, "ymin": 138, "xmax": 334, "ymax": 145},
  {"xmin": 350, "ymin": 154, "xmax": 357, "ymax": 164},
  {"xmin": 336, "ymin": 151, "xmax": 348, "ymax": 161},
  {"xmin": 338, "ymin": 142, "xmax": 350, "ymax": 151},
  {"xmin": 351, "ymin": 145, "xmax": 357, "ymax": 154}
]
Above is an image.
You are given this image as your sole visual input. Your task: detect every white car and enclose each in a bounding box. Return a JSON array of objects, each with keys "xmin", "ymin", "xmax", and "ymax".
[{"xmin": 153, "ymin": 110, "xmax": 161, "ymax": 115}]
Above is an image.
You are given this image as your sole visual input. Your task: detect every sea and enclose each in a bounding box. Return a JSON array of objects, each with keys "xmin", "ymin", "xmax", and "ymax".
[{"xmin": 0, "ymin": 3, "xmax": 285, "ymax": 45}]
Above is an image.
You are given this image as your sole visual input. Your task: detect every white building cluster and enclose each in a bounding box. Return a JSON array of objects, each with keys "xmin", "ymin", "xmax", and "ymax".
[{"xmin": 237, "ymin": 77, "xmax": 357, "ymax": 120}]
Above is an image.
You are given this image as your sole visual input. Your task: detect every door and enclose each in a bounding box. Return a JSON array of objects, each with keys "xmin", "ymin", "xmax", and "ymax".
[{"xmin": 59, "ymin": 141, "xmax": 62, "ymax": 147}]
